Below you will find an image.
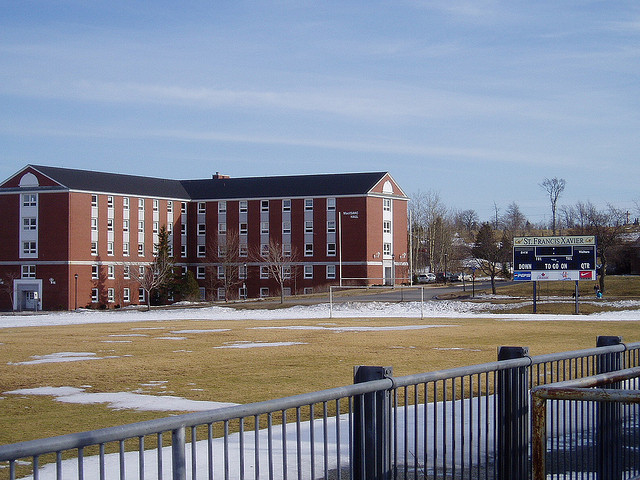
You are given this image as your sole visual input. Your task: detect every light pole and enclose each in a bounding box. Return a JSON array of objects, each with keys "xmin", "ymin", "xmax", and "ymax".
[
  {"xmin": 444, "ymin": 253, "xmax": 448, "ymax": 285},
  {"xmin": 74, "ymin": 273, "xmax": 78, "ymax": 310}
]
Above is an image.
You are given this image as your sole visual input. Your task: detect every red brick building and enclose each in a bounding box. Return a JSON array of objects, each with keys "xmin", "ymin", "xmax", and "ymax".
[{"xmin": 0, "ymin": 165, "xmax": 408, "ymax": 311}]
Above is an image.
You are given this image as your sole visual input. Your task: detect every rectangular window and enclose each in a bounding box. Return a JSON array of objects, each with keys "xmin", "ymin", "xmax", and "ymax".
[
  {"xmin": 218, "ymin": 245, "xmax": 227, "ymax": 257},
  {"xmin": 181, "ymin": 202, "xmax": 187, "ymax": 214},
  {"xmin": 138, "ymin": 198, "xmax": 145, "ymax": 211},
  {"xmin": 239, "ymin": 264, "xmax": 247, "ymax": 279},
  {"xmin": 23, "ymin": 218, "xmax": 37, "ymax": 230},
  {"xmin": 139, "ymin": 288, "xmax": 145, "ymax": 303},
  {"xmin": 260, "ymin": 287, "xmax": 269, "ymax": 298},
  {"xmin": 21, "ymin": 265, "xmax": 36, "ymax": 278},
  {"xmin": 181, "ymin": 244, "xmax": 187, "ymax": 257},
  {"xmin": 198, "ymin": 202, "xmax": 206, "ymax": 214},
  {"xmin": 107, "ymin": 288, "xmax": 115, "ymax": 303},
  {"xmin": 91, "ymin": 195, "xmax": 98, "ymax": 207},
  {"xmin": 327, "ymin": 221, "xmax": 336, "ymax": 233},
  {"xmin": 198, "ymin": 224, "xmax": 206, "ymax": 236},
  {"xmin": 92, "ymin": 264, "xmax": 99, "ymax": 279},
  {"xmin": 239, "ymin": 244, "xmax": 248, "ymax": 257},
  {"xmin": 260, "ymin": 244, "xmax": 269, "ymax": 257},
  {"xmin": 218, "ymin": 201, "xmax": 226, "ymax": 213},
  {"xmin": 180, "ymin": 223, "xmax": 187, "ymax": 235},
  {"xmin": 123, "ymin": 288, "xmax": 130, "ymax": 303},
  {"xmin": 283, "ymin": 265, "xmax": 291, "ymax": 279},
  {"xmin": 23, "ymin": 194, "xmax": 37, "ymax": 207},
  {"xmin": 304, "ymin": 265, "xmax": 313, "ymax": 279},
  {"xmin": 282, "ymin": 199, "xmax": 291, "ymax": 212},
  {"xmin": 327, "ymin": 265, "xmax": 336, "ymax": 279},
  {"xmin": 138, "ymin": 243, "xmax": 144, "ymax": 256},
  {"xmin": 217, "ymin": 288, "xmax": 226, "ymax": 301},
  {"xmin": 123, "ymin": 242, "xmax": 130, "ymax": 256},
  {"xmin": 239, "ymin": 223, "xmax": 248, "ymax": 235},
  {"xmin": 304, "ymin": 287, "xmax": 313, "ymax": 295},
  {"xmin": 383, "ymin": 198, "xmax": 391, "ymax": 212},
  {"xmin": 107, "ymin": 196, "xmax": 114, "ymax": 208},
  {"xmin": 282, "ymin": 221, "xmax": 291, "ymax": 234},
  {"xmin": 138, "ymin": 221, "xmax": 144, "ymax": 233},
  {"xmin": 260, "ymin": 266, "xmax": 269, "ymax": 279},
  {"xmin": 197, "ymin": 245, "xmax": 206, "ymax": 257},
  {"xmin": 327, "ymin": 198, "xmax": 336, "ymax": 211},
  {"xmin": 305, "ymin": 243, "xmax": 313, "ymax": 256},
  {"xmin": 107, "ymin": 219, "xmax": 114, "ymax": 231},
  {"xmin": 153, "ymin": 199, "xmax": 159, "ymax": 211},
  {"xmin": 261, "ymin": 222, "xmax": 269, "ymax": 234},
  {"xmin": 139, "ymin": 265, "xmax": 145, "ymax": 277},
  {"xmin": 261, "ymin": 200, "xmax": 269, "ymax": 212},
  {"xmin": 167, "ymin": 201, "xmax": 173, "ymax": 213},
  {"xmin": 327, "ymin": 243, "xmax": 336, "ymax": 256},
  {"xmin": 239, "ymin": 200, "xmax": 248, "ymax": 213},
  {"xmin": 199, "ymin": 287, "xmax": 206, "ymax": 301},
  {"xmin": 217, "ymin": 266, "xmax": 225, "ymax": 279},
  {"xmin": 123, "ymin": 219, "xmax": 129, "ymax": 232},
  {"xmin": 153, "ymin": 222, "xmax": 159, "ymax": 234},
  {"xmin": 123, "ymin": 265, "xmax": 130, "ymax": 279},
  {"xmin": 283, "ymin": 243, "xmax": 292, "ymax": 257},
  {"xmin": 218, "ymin": 223, "xmax": 226, "ymax": 235},
  {"xmin": 305, "ymin": 221, "xmax": 313, "ymax": 233},
  {"xmin": 197, "ymin": 266, "xmax": 205, "ymax": 279},
  {"xmin": 91, "ymin": 218, "xmax": 98, "ymax": 232},
  {"xmin": 383, "ymin": 220, "xmax": 391, "ymax": 234},
  {"xmin": 107, "ymin": 242, "xmax": 114, "ymax": 256},
  {"xmin": 91, "ymin": 242, "xmax": 98, "ymax": 255},
  {"xmin": 92, "ymin": 288, "xmax": 99, "ymax": 303},
  {"xmin": 23, "ymin": 241, "xmax": 37, "ymax": 254},
  {"xmin": 108, "ymin": 265, "xmax": 115, "ymax": 279},
  {"xmin": 123, "ymin": 197, "xmax": 129, "ymax": 210},
  {"xmin": 305, "ymin": 198, "xmax": 313, "ymax": 210},
  {"xmin": 383, "ymin": 242, "xmax": 392, "ymax": 256}
]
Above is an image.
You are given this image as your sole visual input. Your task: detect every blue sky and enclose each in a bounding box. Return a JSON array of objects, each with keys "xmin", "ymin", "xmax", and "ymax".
[{"xmin": 2, "ymin": 1, "xmax": 639, "ymax": 224}]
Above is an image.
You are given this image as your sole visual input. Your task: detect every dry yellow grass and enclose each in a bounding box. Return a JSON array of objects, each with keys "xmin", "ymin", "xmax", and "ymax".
[{"xmin": 1, "ymin": 314, "xmax": 639, "ymax": 447}]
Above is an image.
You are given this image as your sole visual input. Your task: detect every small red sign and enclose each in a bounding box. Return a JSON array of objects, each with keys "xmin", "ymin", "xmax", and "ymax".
[{"xmin": 579, "ymin": 271, "xmax": 593, "ymax": 279}]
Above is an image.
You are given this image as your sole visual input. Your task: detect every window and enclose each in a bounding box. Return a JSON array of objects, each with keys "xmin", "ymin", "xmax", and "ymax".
[
  {"xmin": 282, "ymin": 199, "xmax": 291, "ymax": 212},
  {"xmin": 153, "ymin": 222, "xmax": 159, "ymax": 234},
  {"xmin": 197, "ymin": 266, "xmax": 206, "ymax": 279},
  {"xmin": 305, "ymin": 221, "xmax": 313, "ymax": 233},
  {"xmin": 23, "ymin": 218, "xmax": 37, "ymax": 230},
  {"xmin": 199, "ymin": 287, "xmax": 206, "ymax": 301},
  {"xmin": 107, "ymin": 288, "xmax": 115, "ymax": 303},
  {"xmin": 198, "ymin": 224, "xmax": 206, "ymax": 236},
  {"xmin": 239, "ymin": 287, "xmax": 247, "ymax": 300},
  {"xmin": 260, "ymin": 287, "xmax": 269, "ymax": 298},
  {"xmin": 239, "ymin": 264, "xmax": 247, "ymax": 279},
  {"xmin": 123, "ymin": 197, "xmax": 129, "ymax": 210},
  {"xmin": 217, "ymin": 266, "xmax": 225, "ymax": 279},
  {"xmin": 23, "ymin": 194, "xmax": 37, "ymax": 207},
  {"xmin": 383, "ymin": 242, "xmax": 392, "ymax": 256},
  {"xmin": 218, "ymin": 201, "xmax": 226, "ymax": 213},
  {"xmin": 91, "ymin": 242, "xmax": 98, "ymax": 255},
  {"xmin": 139, "ymin": 288, "xmax": 145, "ymax": 303},
  {"xmin": 138, "ymin": 221, "xmax": 144, "ymax": 233},
  {"xmin": 239, "ymin": 201, "xmax": 248, "ymax": 213},
  {"xmin": 261, "ymin": 200, "xmax": 269, "ymax": 212},
  {"xmin": 138, "ymin": 243, "xmax": 144, "ymax": 256},
  {"xmin": 304, "ymin": 265, "xmax": 313, "ymax": 279},
  {"xmin": 218, "ymin": 245, "xmax": 227, "ymax": 257},
  {"xmin": 217, "ymin": 288, "xmax": 226, "ymax": 301},
  {"xmin": 260, "ymin": 244, "xmax": 269, "ymax": 257},
  {"xmin": 261, "ymin": 222, "xmax": 269, "ymax": 234},
  {"xmin": 197, "ymin": 244, "xmax": 206, "ymax": 257},
  {"xmin": 327, "ymin": 198, "xmax": 336, "ymax": 211},
  {"xmin": 260, "ymin": 266, "xmax": 269, "ymax": 279},
  {"xmin": 305, "ymin": 243, "xmax": 313, "ymax": 256},
  {"xmin": 181, "ymin": 202, "xmax": 187, "ymax": 214},
  {"xmin": 305, "ymin": 198, "xmax": 313, "ymax": 210},
  {"xmin": 167, "ymin": 223, "xmax": 172, "ymax": 234},
  {"xmin": 327, "ymin": 221, "xmax": 336, "ymax": 233},
  {"xmin": 383, "ymin": 198, "xmax": 391, "ymax": 212},
  {"xmin": 138, "ymin": 198, "xmax": 145, "ymax": 211},
  {"xmin": 91, "ymin": 195, "xmax": 98, "ymax": 207},
  {"xmin": 92, "ymin": 264, "xmax": 99, "ymax": 279},
  {"xmin": 107, "ymin": 219, "xmax": 114, "ymax": 231},
  {"xmin": 239, "ymin": 222, "xmax": 248, "ymax": 235},
  {"xmin": 167, "ymin": 201, "xmax": 173, "ymax": 213},
  {"xmin": 153, "ymin": 199, "xmax": 159, "ymax": 211},
  {"xmin": 180, "ymin": 223, "xmax": 187, "ymax": 235},
  {"xmin": 239, "ymin": 244, "xmax": 248, "ymax": 257},
  {"xmin": 123, "ymin": 265, "xmax": 130, "ymax": 279},
  {"xmin": 304, "ymin": 287, "xmax": 313, "ymax": 295},
  {"xmin": 327, "ymin": 265, "xmax": 336, "ymax": 279},
  {"xmin": 23, "ymin": 241, "xmax": 36, "ymax": 255},
  {"xmin": 181, "ymin": 244, "xmax": 187, "ymax": 257},
  {"xmin": 218, "ymin": 223, "xmax": 226, "ymax": 235},
  {"xmin": 327, "ymin": 243, "xmax": 336, "ymax": 256},
  {"xmin": 123, "ymin": 219, "xmax": 129, "ymax": 232},
  {"xmin": 123, "ymin": 288, "xmax": 130, "ymax": 303},
  {"xmin": 91, "ymin": 218, "xmax": 98, "ymax": 232},
  {"xmin": 92, "ymin": 288, "xmax": 99, "ymax": 303},
  {"xmin": 139, "ymin": 265, "xmax": 145, "ymax": 276},
  {"xmin": 198, "ymin": 202, "xmax": 206, "ymax": 214},
  {"xmin": 283, "ymin": 243, "xmax": 292, "ymax": 257},
  {"xmin": 21, "ymin": 265, "xmax": 36, "ymax": 278},
  {"xmin": 282, "ymin": 221, "xmax": 291, "ymax": 234},
  {"xmin": 107, "ymin": 196, "xmax": 114, "ymax": 208},
  {"xmin": 108, "ymin": 265, "xmax": 115, "ymax": 279},
  {"xmin": 107, "ymin": 242, "xmax": 114, "ymax": 256},
  {"xmin": 123, "ymin": 242, "xmax": 130, "ymax": 256},
  {"xmin": 383, "ymin": 220, "xmax": 391, "ymax": 234},
  {"xmin": 283, "ymin": 265, "xmax": 291, "ymax": 279}
]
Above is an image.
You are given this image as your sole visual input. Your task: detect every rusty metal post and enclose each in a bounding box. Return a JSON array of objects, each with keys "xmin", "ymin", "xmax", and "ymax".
[
  {"xmin": 497, "ymin": 346, "xmax": 530, "ymax": 480},
  {"xmin": 596, "ymin": 336, "xmax": 623, "ymax": 480},
  {"xmin": 531, "ymin": 392, "xmax": 547, "ymax": 480},
  {"xmin": 353, "ymin": 366, "xmax": 393, "ymax": 480}
]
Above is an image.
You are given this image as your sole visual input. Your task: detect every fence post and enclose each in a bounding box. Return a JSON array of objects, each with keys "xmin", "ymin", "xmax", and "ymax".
[
  {"xmin": 596, "ymin": 335, "xmax": 623, "ymax": 480},
  {"xmin": 172, "ymin": 426, "xmax": 186, "ymax": 480},
  {"xmin": 353, "ymin": 365, "xmax": 393, "ymax": 480},
  {"xmin": 497, "ymin": 346, "xmax": 530, "ymax": 480}
]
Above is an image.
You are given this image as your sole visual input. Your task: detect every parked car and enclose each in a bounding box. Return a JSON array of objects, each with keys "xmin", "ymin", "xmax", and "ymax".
[
  {"xmin": 417, "ymin": 273, "xmax": 436, "ymax": 283},
  {"xmin": 458, "ymin": 273, "xmax": 473, "ymax": 282}
]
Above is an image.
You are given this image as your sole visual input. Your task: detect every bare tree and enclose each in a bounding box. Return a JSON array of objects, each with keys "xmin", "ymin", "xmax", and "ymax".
[
  {"xmin": 540, "ymin": 177, "xmax": 566, "ymax": 234},
  {"xmin": 207, "ymin": 230, "xmax": 245, "ymax": 301},
  {"xmin": 0, "ymin": 270, "xmax": 19, "ymax": 312},
  {"xmin": 409, "ymin": 191, "xmax": 449, "ymax": 274},
  {"xmin": 472, "ymin": 223, "xmax": 511, "ymax": 294},
  {"xmin": 453, "ymin": 209, "xmax": 479, "ymax": 235},
  {"xmin": 259, "ymin": 239, "xmax": 299, "ymax": 304},
  {"xmin": 501, "ymin": 202, "xmax": 528, "ymax": 236},
  {"xmin": 132, "ymin": 225, "xmax": 173, "ymax": 310}
]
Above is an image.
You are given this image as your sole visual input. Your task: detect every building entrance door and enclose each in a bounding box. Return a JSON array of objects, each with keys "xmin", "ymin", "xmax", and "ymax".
[{"xmin": 384, "ymin": 266, "xmax": 393, "ymax": 286}]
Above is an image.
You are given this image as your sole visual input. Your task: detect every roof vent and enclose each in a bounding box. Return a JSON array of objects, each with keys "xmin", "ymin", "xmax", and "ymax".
[{"xmin": 213, "ymin": 172, "xmax": 230, "ymax": 179}]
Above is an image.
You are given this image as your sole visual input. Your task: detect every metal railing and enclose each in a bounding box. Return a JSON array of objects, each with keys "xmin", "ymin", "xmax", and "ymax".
[{"xmin": 1, "ymin": 337, "xmax": 639, "ymax": 480}]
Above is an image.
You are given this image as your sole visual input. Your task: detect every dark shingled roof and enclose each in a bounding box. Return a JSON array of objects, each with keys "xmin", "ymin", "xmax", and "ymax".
[{"xmin": 25, "ymin": 166, "xmax": 393, "ymax": 200}]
